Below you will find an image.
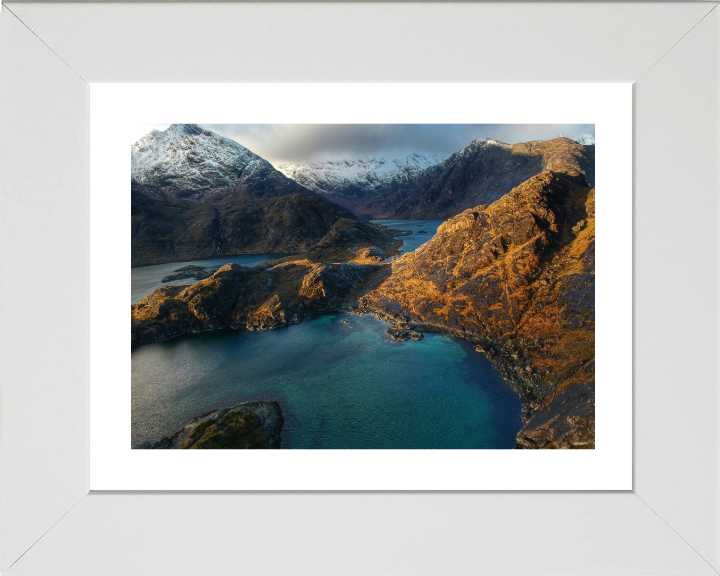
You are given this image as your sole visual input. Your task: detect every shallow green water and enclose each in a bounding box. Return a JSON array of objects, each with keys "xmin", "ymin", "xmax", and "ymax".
[{"xmin": 131, "ymin": 313, "xmax": 522, "ymax": 449}]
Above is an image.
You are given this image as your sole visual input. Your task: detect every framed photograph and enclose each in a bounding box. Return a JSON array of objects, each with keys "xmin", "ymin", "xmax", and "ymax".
[
  {"xmin": 89, "ymin": 82, "xmax": 630, "ymax": 491},
  {"xmin": 1, "ymin": 2, "xmax": 718, "ymax": 575}
]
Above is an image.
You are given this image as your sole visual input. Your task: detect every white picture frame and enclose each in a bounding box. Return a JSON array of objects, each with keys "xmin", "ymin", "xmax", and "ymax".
[{"xmin": 1, "ymin": 2, "xmax": 718, "ymax": 575}]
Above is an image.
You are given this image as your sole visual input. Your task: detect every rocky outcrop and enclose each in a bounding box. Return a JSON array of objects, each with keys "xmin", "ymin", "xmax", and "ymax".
[
  {"xmin": 515, "ymin": 382, "xmax": 594, "ymax": 449},
  {"xmin": 161, "ymin": 265, "xmax": 212, "ymax": 283},
  {"xmin": 359, "ymin": 169, "xmax": 596, "ymax": 448},
  {"xmin": 131, "ymin": 260, "xmax": 388, "ymax": 350},
  {"xmin": 135, "ymin": 401, "xmax": 284, "ymax": 449},
  {"xmin": 387, "ymin": 326, "xmax": 424, "ymax": 341}
]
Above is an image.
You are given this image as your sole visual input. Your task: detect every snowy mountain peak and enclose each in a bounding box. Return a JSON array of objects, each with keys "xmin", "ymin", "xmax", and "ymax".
[
  {"xmin": 167, "ymin": 123, "xmax": 204, "ymax": 136},
  {"xmin": 131, "ymin": 124, "xmax": 301, "ymax": 202},
  {"xmin": 277, "ymin": 153, "xmax": 447, "ymax": 197}
]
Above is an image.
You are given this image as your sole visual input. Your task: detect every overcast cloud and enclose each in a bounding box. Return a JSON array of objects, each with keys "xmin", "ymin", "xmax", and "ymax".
[{"xmin": 133, "ymin": 124, "xmax": 595, "ymax": 166}]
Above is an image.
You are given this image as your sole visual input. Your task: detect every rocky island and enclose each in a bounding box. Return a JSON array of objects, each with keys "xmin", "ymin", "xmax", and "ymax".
[{"xmin": 135, "ymin": 401, "xmax": 283, "ymax": 449}]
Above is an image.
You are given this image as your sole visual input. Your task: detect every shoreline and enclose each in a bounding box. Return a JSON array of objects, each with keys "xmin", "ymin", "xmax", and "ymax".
[{"xmin": 130, "ymin": 251, "xmax": 298, "ymax": 269}]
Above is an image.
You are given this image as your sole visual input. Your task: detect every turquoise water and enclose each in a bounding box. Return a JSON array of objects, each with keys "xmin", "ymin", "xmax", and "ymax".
[
  {"xmin": 131, "ymin": 312, "xmax": 522, "ymax": 449},
  {"xmin": 131, "ymin": 253, "xmax": 282, "ymax": 304}
]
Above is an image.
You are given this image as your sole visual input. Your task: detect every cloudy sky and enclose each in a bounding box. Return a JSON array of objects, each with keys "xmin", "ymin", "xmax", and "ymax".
[{"xmin": 133, "ymin": 124, "xmax": 595, "ymax": 166}]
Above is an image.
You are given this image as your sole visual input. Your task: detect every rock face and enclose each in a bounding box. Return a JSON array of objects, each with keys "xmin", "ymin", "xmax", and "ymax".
[
  {"xmin": 131, "ymin": 125, "xmax": 364, "ymax": 266},
  {"xmin": 515, "ymin": 382, "xmax": 594, "ymax": 449},
  {"xmin": 135, "ymin": 401, "xmax": 284, "ymax": 449},
  {"xmin": 131, "ymin": 260, "xmax": 388, "ymax": 350},
  {"xmin": 359, "ymin": 169, "xmax": 595, "ymax": 448}
]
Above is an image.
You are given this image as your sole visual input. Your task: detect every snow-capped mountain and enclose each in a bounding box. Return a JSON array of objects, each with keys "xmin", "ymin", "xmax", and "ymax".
[
  {"xmin": 132, "ymin": 124, "xmax": 306, "ymax": 202},
  {"xmin": 130, "ymin": 125, "xmax": 357, "ymax": 266},
  {"xmin": 277, "ymin": 153, "xmax": 447, "ymax": 199}
]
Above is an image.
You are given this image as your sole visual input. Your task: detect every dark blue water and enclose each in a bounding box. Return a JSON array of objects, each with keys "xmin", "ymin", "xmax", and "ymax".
[
  {"xmin": 131, "ymin": 253, "xmax": 282, "ymax": 304},
  {"xmin": 131, "ymin": 312, "xmax": 522, "ymax": 449},
  {"xmin": 372, "ymin": 219, "xmax": 445, "ymax": 256}
]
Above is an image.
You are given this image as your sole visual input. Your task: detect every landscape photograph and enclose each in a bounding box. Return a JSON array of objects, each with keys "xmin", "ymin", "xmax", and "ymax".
[{"xmin": 130, "ymin": 123, "xmax": 596, "ymax": 450}]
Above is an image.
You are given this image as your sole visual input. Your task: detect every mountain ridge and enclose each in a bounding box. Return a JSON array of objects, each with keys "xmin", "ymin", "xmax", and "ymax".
[
  {"xmin": 362, "ymin": 137, "xmax": 595, "ymax": 219},
  {"xmin": 276, "ymin": 153, "xmax": 446, "ymax": 213}
]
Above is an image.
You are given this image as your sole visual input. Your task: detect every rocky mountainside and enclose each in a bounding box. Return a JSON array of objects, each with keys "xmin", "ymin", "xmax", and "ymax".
[
  {"xmin": 359, "ymin": 169, "xmax": 595, "ymax": 448},
  {"xmin": 361, "ymin": 138, "xmax": 595, "ymax": 220},
  {"xmin": 277, "ymin": 153, "xmax": 445, "ymax": 214},
  {"xmin": 131, "ymin": 183, "xmax": 361, "ymax": 266},
  {"xmin": 131, "ymin": 125, "xmax": 387, "ymax": 266}
]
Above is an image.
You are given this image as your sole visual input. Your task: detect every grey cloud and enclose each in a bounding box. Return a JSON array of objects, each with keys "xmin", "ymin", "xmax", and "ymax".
[{"xmin": 192, "ymin": 124, "xmax": 594, "ymax": 165}]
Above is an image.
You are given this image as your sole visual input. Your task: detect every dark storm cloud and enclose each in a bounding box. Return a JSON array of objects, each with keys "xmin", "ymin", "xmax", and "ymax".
[{"xmin": 147, "ymin": 124, "xmax": 595, "ymax": 166}]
